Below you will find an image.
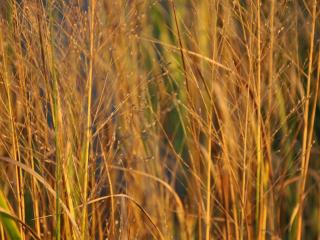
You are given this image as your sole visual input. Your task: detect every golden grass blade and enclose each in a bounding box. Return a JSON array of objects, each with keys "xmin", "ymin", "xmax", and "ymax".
[{"xmin": 0, "ymin": 157, "xmax": 81, "ymax": 238}]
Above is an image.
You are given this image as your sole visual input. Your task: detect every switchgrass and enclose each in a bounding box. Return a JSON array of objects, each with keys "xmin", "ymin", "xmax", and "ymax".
[{"xmin": 0, "ymin": 0, "xmax": 319, "ymax": 239}]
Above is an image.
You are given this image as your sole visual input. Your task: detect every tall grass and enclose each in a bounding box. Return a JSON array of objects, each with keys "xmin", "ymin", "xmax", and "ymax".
[{"xmin": 0, "ymin": 0, "xmax": 319, "ymax": 239}]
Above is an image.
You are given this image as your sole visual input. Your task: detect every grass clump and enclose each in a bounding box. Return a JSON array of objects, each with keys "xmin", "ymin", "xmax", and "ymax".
[{"xmin": 0, "ymin": 0, "xmax": 319, "ymax": 239}]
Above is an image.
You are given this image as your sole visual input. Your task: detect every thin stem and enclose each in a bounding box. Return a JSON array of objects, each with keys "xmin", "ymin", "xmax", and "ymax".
[
  {"xmin": 296, "ymin": 1, "xmax": 317, "ymax": 238},
  {"xmin": 81, "ymin": 0, "xmax": 96, "ymax": 239}
]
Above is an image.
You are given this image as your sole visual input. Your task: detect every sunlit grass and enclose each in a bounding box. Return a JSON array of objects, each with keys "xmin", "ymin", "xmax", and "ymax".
[{"xmin": 0, "ymin": 0, "xmax": 319, "ymax": 239}]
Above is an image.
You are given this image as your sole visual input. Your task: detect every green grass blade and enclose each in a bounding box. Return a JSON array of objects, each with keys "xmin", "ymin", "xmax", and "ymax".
[{"xmin": 0, "ymin": 190, "xmax": 22, "ymax": 240}]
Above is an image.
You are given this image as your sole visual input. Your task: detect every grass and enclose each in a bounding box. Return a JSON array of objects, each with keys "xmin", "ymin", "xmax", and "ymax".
[{"xmin": 0, "ymin": 0, "xmax": 319, "ymax": 239}]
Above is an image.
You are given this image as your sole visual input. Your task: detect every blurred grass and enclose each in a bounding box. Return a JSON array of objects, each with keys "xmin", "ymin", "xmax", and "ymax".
[
  {"xmin": 0, "ymin": 0, "xmax": 319, "ymax": 239},
  {"xmin": 0, "ymin": 191, "xmax": 21, "ymax": 240}
]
